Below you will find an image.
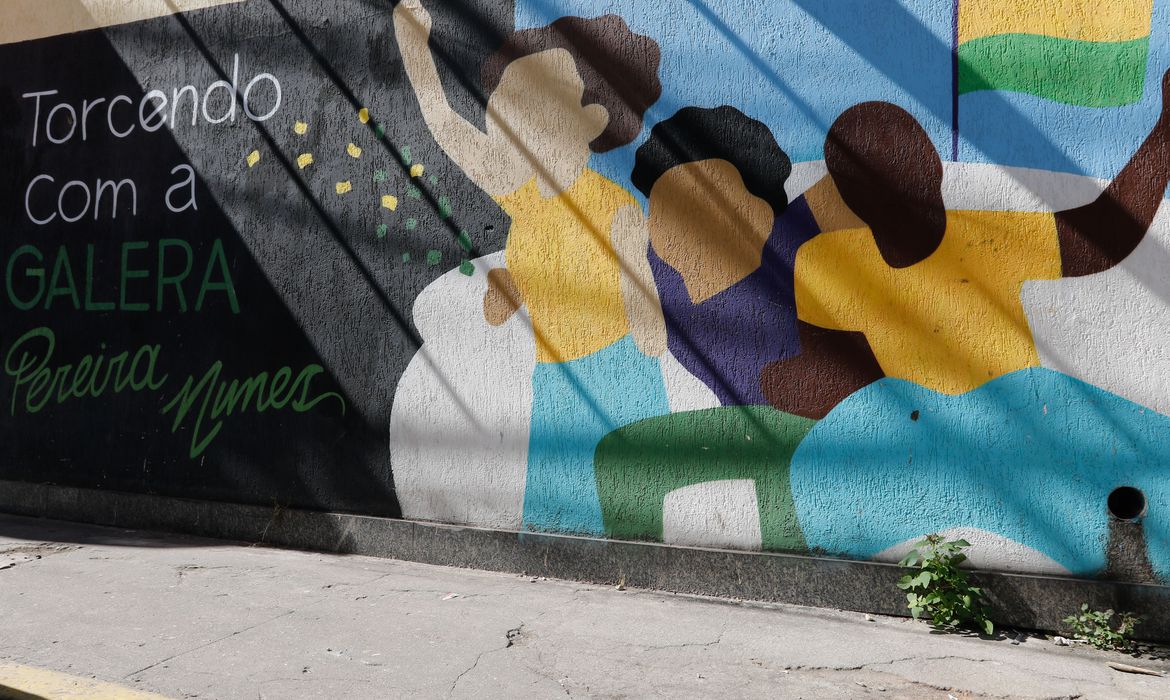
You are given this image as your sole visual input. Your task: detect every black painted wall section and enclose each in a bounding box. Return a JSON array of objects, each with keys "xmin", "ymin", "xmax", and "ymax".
[{"xmin": 0, "ymin": 0, "xmax": 514, "ymax": 516}]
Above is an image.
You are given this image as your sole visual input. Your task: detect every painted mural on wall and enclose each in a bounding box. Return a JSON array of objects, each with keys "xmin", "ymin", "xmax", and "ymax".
[{"xmin": 3, "ymin": 0, "xmax": 1170, "ymax": 583}]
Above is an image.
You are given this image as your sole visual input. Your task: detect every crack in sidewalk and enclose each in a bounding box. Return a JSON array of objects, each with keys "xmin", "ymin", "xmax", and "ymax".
[
  {"xmin": 788, "ymin": 653, "xmax": 1018, "ymax": 673},
  {"xmin": 448, "ymin": 623, "xmax": 525, "ymax": 697},
  {"xmin": 621, "ymin": 620, "xmax": 729, "ymax": 652},
  {"xmin": 785, "ymin": 654, "xmax": 1096, "ymax": 699},
  {"xmin": 123, "ymin": 566, "xmax": 461, "ymax": 680},
  {"xmin": 122, "ymin": 609, "xmax": 298, "ymax": 680}
]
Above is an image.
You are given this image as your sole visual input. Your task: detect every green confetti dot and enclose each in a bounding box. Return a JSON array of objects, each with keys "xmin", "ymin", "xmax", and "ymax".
[
  {"xmin": 405, "ymin": 217, "xmax": 418, "ymax": 230},
  {"xmin": 373, "ymin": 169, "xmax": 388, "ymax": 183},
  {"xmin": 457, "ymin": 230, "xmax": 473, "ymax": 253},
  {"xmin": 428, "ymin": 175, "xmax": 438, "ymax": 186},
  {"xmin": 400, "ymin": 145, "xmax": 412, "ymax": 166},
  {"xmin": 426, "ymin": 249, "xmax": 442, "ymax": 266},
  {"xmin": 376, "ymin": 223, "xmax": 389, "ymax": 239},
  {"xmin": 438, "ymin": 195, "xmax": 452, "ymax": 220},
  {"xmin": 374, "ymin": 122, "xmax": 385, "ymax": 139},
  {"xmin": 407, "ymin": 185, "xmax": 421, "ymax": 199},
  {"xmin": 459, "ymin": 259, "xmax": 475, "ymax": 276},
  {"xmin": 401, "ymin": 252, "xmax": 411, "ymax": 263}
]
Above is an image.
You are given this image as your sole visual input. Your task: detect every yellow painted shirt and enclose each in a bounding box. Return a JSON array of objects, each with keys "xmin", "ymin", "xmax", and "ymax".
[
  {"xmin": 495, "ymin": 170, "xmax": 634, "ymax": 363},
  {"xmin": 794, "ymin": 210, "xmax": 1062, "ymax": 395}
]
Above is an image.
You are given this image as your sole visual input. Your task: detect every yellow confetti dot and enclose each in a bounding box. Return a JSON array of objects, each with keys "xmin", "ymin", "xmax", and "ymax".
[
  {"xmin": 336, "ymin": 181, "xmax": 353, "ymax": 195},
  {"xmin": 358, "ymin": 107, "xmax": 370, "ymax": 124},
  {"xmin": 347, "ymin": 143, "xmax": 362, "ymax": 158},
  {"xmin": 296, "ymin": 153, "xmax": 314, "ymax": 169},
  {"xmin": 245, "ymin": 150, "xmax": 260, "ymax": 167},
  {"xmin": 294, "ymin": 121, "xmax": 308, "ymax": 135},
  {"xmin": 410, "ymin": 163, "xmax": 425, "ymax": 178},
  {"xmin": 381, "ymin": 194, "xmax": 398, "ymax": 211}
]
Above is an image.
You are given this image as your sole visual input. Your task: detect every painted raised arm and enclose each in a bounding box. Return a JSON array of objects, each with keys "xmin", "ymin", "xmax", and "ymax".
[
  {"xmin": 392, "ymin": 0, "xmax": 516, "ymax": 194},
  {"xmin": 1057, "ymin": 68, "xmax": 1170, "ymax": 277}
]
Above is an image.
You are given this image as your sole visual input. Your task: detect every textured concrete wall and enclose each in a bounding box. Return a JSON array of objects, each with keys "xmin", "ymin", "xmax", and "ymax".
[{"xmin": 2, "ymin": 0, "xmax": 1169, "ymax": 587}]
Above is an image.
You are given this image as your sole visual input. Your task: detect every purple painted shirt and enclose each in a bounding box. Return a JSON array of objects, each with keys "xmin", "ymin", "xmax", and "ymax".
[{"xmin": 649, "ymin": 195, "xmax": 821, "ymax": 405}]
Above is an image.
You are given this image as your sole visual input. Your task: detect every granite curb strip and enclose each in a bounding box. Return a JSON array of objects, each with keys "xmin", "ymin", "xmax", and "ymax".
[{"xmin": 1, "ymin": 479, "xmax": 1167, "ymax": 641}]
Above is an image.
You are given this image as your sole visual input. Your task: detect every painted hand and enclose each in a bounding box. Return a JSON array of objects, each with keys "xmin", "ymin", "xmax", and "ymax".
[
  {"xmin": 484, "ymin": 268, "xmax": 522, "ymax": 326},
  {"xmin": 630, "ymin": 311, "xmax": 668, "ymax": 358}
]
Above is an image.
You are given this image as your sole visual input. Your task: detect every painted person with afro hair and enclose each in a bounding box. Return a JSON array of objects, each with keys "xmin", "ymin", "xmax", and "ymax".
[{"xmin": 631, "ymin": 106, "xmax": 878, "ymax": 413}]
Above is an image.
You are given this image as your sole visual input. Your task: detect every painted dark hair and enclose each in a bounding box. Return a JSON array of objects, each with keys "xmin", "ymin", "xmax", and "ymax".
[
  {"xmin": 482, "ymin": 14, "xmax": 661, "ymax": 153},
  {"xmin": 631, "ymin": 106, "xmax": 791, "ymax": 214}
]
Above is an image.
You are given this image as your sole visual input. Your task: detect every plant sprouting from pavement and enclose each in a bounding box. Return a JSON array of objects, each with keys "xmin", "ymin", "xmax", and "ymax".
[
  {"xmin": 897, "ymin": 534, "xmax": 994, "ymax": 635},
  {"xmin": 1063, "ymin": 604, "xmax": 1142, "ymax": 651}
]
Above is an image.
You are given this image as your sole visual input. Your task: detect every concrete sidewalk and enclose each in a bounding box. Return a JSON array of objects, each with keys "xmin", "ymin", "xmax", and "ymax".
[{"xmin": 0, "ymin": 516, "xmax": 1166, "ymax": 699}]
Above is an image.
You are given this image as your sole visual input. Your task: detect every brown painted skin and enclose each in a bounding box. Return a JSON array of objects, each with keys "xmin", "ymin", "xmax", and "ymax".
[
  {"xmin": 760, "ymin": 321, "xmax": 884, "ymax": 419},
  {"xmin": 484, "ymin": 268, "xmax": 522, "ymax": 326},
  {"xmin": 763, "ymin": 69, "xmax": 1170, "ymax": 419}
]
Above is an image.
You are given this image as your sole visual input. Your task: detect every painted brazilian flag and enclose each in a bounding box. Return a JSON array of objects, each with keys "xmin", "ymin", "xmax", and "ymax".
[{"xmin": 957, "ymin": 1, "xmax": 1155, "ymax": 106}]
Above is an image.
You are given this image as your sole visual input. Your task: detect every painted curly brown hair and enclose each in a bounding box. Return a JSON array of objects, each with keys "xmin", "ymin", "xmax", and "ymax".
[{"xmin": 482, "ymin": 14, "xmax": 661, "ymax": 153}]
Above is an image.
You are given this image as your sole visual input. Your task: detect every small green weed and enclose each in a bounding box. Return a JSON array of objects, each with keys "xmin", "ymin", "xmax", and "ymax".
[
  {"xmin": 897, "ymin": 534, "xmax": 994, "ymax": 635},
  {"xmin": 1063, "ymin": 604, "xmax": 1142, "ymax": 651}
]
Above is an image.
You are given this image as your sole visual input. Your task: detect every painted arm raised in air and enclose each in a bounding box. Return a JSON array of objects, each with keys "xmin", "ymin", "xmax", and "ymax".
[
  {"xmin": 394, "ymin": 0, "xmax": 529, "ymax": 326},
  {"xmin": 1058, "ymin": 68, "xmax": 1170, "ymax": 276},
  {"xmin": 392, "ymin": 0, "xmax": 527, "ymax": 198}
]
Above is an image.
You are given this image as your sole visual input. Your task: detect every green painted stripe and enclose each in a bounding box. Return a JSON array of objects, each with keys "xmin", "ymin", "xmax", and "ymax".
[{"xmin": 958, "ymin": 33, "xmax": 1149, "ymax": 107}]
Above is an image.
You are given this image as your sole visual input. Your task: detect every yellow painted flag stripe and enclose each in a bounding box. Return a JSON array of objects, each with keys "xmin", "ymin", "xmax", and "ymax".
[{"xmin": 959, "ymin": 0, "xmax": 1153, "ymax": 44}]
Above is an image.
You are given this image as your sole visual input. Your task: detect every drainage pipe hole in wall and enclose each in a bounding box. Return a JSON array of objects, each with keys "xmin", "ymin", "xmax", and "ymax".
[{"xmin": 1107, "ymin": 486, "xmax": 1146, "ymax": 521}]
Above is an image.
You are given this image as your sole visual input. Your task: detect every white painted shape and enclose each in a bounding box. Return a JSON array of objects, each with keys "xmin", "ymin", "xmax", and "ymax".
[
  {"xmin": 786, "ymin": 161, "xmax": 828, "ymax": 201},
  {"xmin": 1023, "ymin": 205, "xmax": 1170, "ymax": 415},
  {"xmin": 662, "ymin": 479, "xmax": 763, "ymax": 551},
  {"xmin": 790, "ymin": 160, "xmax": 1106, "ymax": 212},
  {"xmin": 659, "ymin": 349, "xmax": 720, "ymax": 413},
  {"xmin": 940, "ymin": 163, "xmax": 1105, "ymax": 212},
  {"xmin": 390, "ymin": 252, "xmax": 536, "ymax": 529},
  {"xmin": 872, "ymin": 528, "xmax": 1070, "ymax": 576}
]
